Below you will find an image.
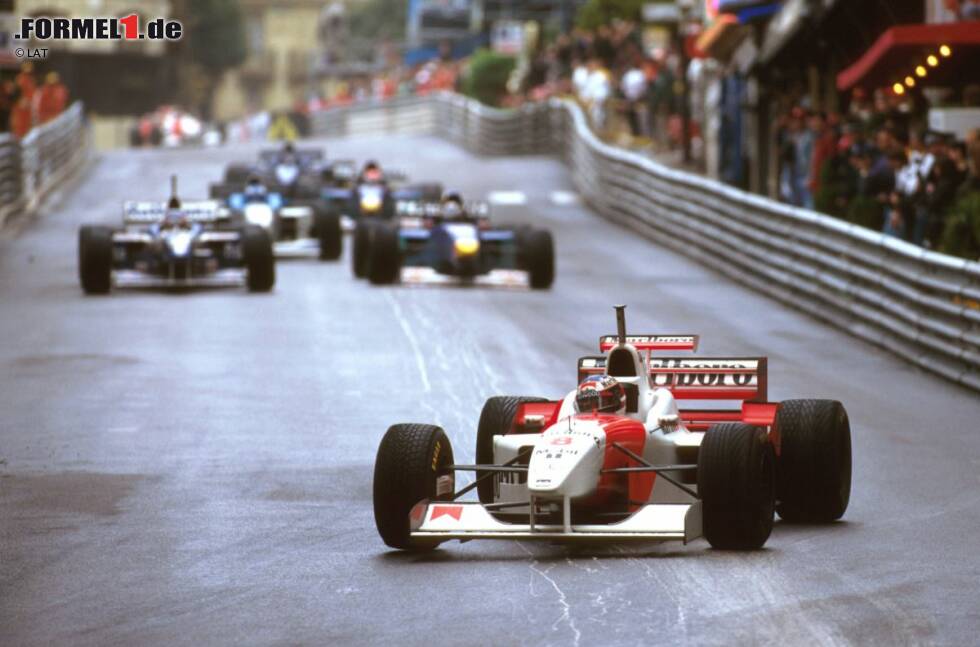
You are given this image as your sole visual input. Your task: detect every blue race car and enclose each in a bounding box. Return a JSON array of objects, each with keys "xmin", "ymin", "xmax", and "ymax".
[
  {"xmin": 222, "ymin": 178, "xmax": 342, "ymax": 260},
  {"xmin": 322, "ymin": 161, "xmax": 443, "ymax": 232},
  {"xmin": 357, "ymin": 194, "xmax": 554, "ymax": 289}
]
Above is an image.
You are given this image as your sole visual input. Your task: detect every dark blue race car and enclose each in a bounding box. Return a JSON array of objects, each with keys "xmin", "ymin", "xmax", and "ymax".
[{"xmin": 355, "ymin": 198, "xmax": 554, "ymax": 289}]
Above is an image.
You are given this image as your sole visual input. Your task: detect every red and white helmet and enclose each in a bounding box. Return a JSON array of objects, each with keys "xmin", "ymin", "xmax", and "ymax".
[{"xmin": 575, "ymin": 375, "xmax": 626, "ymax": 415}]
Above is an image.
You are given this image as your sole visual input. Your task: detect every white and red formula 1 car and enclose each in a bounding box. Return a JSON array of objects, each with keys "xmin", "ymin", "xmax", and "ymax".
[{"xmin": 373, "ymin": 306, "xmax": 852, "ymax": 551}]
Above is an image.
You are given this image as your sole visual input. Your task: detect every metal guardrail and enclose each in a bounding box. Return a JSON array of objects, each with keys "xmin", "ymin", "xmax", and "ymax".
[
  {"xmin": 309, "ymin": 93, "xmax": 980, "ymax": 391},
  {"xmin": 0, "ymin": 102, "xmax": 89, "ymax": 230}
]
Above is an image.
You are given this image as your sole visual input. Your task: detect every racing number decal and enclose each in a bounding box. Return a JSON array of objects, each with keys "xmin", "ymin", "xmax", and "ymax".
[{"xmin": 431, "ymin": 440, "xmax": 441, "ymax": 472}]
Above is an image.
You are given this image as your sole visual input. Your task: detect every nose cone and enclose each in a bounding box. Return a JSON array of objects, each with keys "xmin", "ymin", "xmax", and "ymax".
[
  {"xmin": 528, "ymin": 421, "xmax": 605, "ymax": 499},
  {"xmin": 165, "ymin": 230, "xmax": 193, "ymax": 257}
]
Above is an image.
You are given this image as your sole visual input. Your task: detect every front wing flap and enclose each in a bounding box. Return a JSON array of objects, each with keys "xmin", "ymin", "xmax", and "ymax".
[{"xmin": 410, "ymin": 501, "xmax": 702, "ymax": 543}]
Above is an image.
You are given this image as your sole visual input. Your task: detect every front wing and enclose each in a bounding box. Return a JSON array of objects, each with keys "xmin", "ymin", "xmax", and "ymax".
[
  {"xmin": 113, "ymin": 268, "xmax": 246, "ymax": 289},
  {"xmin": 410, "ymin": 501, "xmax": 703, "ymax": 543}
]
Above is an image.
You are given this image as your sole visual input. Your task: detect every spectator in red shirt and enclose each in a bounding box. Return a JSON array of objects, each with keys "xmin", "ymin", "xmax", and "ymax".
[
  {"xmin": 36, "ymin": 71, "xmax": 68, "ymax": 124},
  {"xmin": 809, "ymin": 112, "xmax": 837, "ymax": 196},
  {"xmin": 15, "ymin": 62, "xmax": 36, "ymax": 101},
  {"xmin": 10, "ymin": 94, "xmax": 33, "ymax": 138}
]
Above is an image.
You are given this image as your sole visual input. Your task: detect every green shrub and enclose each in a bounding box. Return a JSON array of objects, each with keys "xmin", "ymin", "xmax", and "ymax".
[
  {"xmin": 462, "ymin": 49, "xmax": 516, "ymax": 107},
  {"xmin": 939, "ymin": 191, "xmax": 980, "ymax": 260},
  {"xmin": 845, "ymin": 195, "xmax": 884, "ymax": 231}
]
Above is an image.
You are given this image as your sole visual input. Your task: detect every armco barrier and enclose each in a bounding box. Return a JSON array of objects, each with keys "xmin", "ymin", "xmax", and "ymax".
[
  {"xmin": 0, "ymin": 102, "xmax": 89, "ymax": 230},
  {"xmin": 309, "ymin": 93, "xmax": 980, "ymax": 391}
]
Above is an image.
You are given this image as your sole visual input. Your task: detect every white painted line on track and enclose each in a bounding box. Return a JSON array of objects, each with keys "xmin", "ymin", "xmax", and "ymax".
[
  {"xmin": 383, "ymin": 291, "xmax": 431, "ymax": 393},
  {"xmin": 488, "ymin": 191, "xmax": 527, "ymax": 206},
  {"xmin": 550, "ymin": 190, "xmax": 580, "ymax": 206}
]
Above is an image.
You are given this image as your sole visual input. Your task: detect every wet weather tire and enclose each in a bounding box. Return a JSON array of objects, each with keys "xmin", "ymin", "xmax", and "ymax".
[
  {"xmin": 373, "ymin": 424, "xmax": 455, "ymax": 551},
  {"xmin": 352, "ymin": 221, "xmax": 372, "ymax": 278},
  {"xmin": 367, "ymin": 225, "xmax": 401, "ymax": 285},
  {"xmin": 315, "ymin": 210, "xmax": 342, "ymax": 260},
  {"xmin": 698, "ymin": 423, "xmax": 775, "ymax": 550},
  {"xmin": 243, "ymin": 225, "xmax": 275, "ymax": 292},
  {"xmin": 224, "ymin": 164, "xmax": 252, "ymax": 185},
  {"xmin": 475, "ymin": 396, "xmax": 547, "ymax": 504},
  {"xmin": 521, "ymin": 229, "xmax": 555, "ymax": 289},
  {"xmin": 79, "ymin": 225, "xmax": 113, "ymax": 295},
  {"xmin": 775, "ymin": 399, "xmax": 852, "ymax": 523}
]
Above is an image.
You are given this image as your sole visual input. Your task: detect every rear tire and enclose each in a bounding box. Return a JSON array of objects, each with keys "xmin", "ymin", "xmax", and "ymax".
[
  {"xmin": 367, "ymin": 225, "xmax": 401, "ymax": 285},
  {"xmin": 315, "ymin": 210, "xmax": 342, "ymax": 260},
  {"xmin": 521, "ymin": 229, "xmax": 555, "ymax": 289},
  {"xmin": 79, "ymin": 225, "xmax": 113, "ymax": 294},
  {"xmin": 698, "ymin": 423, "xmax": 775, "ymax": 550},
  {"xmin": 373, "ymin": 424, "xmax": 455, "ymax": 551},
  {"xmin": 475, "ymin": 396, "xmax": 547, "ymax": 504},
  {"xmin": 243, "ymin": 225, "xmax": 275, "ymax": 292},
  {"xmin": 352, "ymin": 221, "xmax": 373, "ymax": 278},
  {"xmin": 776, "ymin": 399, "xmax": 852, "ymax": 522},
  {"xmin": 224, "ymin": 163, "xmax": 252, "ymax": 185},
  {"xmin": 415, "ymin": 182, "xmax": 444, "ymax": 202},
  {"xmin": 208, "ymin": 183, "xmax": 236, "ymax": 200}
]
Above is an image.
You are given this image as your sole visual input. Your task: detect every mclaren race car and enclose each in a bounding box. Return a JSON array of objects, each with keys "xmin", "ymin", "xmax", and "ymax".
[
  {"xmin": 221, "ymin": 178, "xmax": 342, "ymax": 260},
  {"xmin": 78, "ymin": 179, "xmax": 275, "ymax": 294},
  {"xmin": 353, "ymin": 194, "xmax": 554, "ymax": 289},
  {"xmin": 374, "ymin": 306, "xmax": 852, "ymax": 551}
]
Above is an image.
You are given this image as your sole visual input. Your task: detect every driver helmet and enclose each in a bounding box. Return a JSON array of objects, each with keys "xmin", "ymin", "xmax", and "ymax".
[
  {"xmin": 162, "ymin": 206, "xmax": 185, "ymax": 228},
  {"xmin": 575, "ymin": 375, "xmax": 626, "ymax": 415},
  {"xmin": 244, "ymin": 175, "xmax": 266, "ymax": 197},
  {"xmin": 361, "ymin": 160, "xmax": 383, "ymax": 183},
  {"xmin": 441, "ymin": 191, "xmax": 465, "ymax": 219},
  {"xmin": 282, "ymin": 142, "xmax": 295, "ymax": 155}
]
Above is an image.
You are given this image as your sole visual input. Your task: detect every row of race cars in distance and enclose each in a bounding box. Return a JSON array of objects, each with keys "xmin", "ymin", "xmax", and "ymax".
[
  {"xmin": 374, "ymin": 306, "xmax": 853, "ymax": 552},
  {"xmin": 77, "ymin": 144, "xmax": 555, "ymax": 294}
]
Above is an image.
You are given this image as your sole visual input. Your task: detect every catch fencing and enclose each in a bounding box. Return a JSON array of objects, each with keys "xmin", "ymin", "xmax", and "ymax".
[
  {"xmin": 0, "ymin": 102, "xmax": 89, "ymax": 230},
  {"xmin": 310, "ymin": 93, "xmax": 980, "ymax": 392}
]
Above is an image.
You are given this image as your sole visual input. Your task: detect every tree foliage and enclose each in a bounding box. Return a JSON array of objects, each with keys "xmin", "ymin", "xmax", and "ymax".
[
  {"xmin": 576, "ymin": 0, "xmax": 648, "ymax": 30},
  {"xmin": 185, "ymin": 0, "xmax": 247, "ymax": 74},
  {"xmin": 347, "ymin": 0, "xmax": 407, "ymax": 43}
]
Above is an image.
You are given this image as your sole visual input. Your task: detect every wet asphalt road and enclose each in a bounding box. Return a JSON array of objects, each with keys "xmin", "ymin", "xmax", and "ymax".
[{"xmin": 1, "ymin": 135, "xmax": 979, "ymax": 646}]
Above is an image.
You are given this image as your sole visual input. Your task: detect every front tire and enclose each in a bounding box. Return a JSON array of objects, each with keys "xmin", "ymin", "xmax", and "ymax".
[
  {"xmin": 475, "ymin": 396, "xmax": 547, "ymax": 504},
  {"xmin": 79, "ymin": 225, "xmax": 113, "ymax": 294},
  {"xmin": 373, "ymin": 424, "xmax": 455, "ymax": 550},
  {"xmin": 776, "ymin": 399, "xmax": 852, "ymax": 522},
  {"xmin": 367, "ymin": 225, "xmax": 401, "ymax": 285},
  {"xmin": 243, "ymin": 225, "xmax": 275, "ymax": 292},
  {"xmin": 315, "ymin": 210, "xmax": 342, "ymax": 260},
  {"xmin": 352, "ymin": 221, "xmax": 373, "ymax": 278},
  {"xmin": 698, "ymin": 423, "xmax": 775, "ymax": 550}
]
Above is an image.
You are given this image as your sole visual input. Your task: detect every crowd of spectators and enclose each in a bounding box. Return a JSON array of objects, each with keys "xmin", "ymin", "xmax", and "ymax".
[
  {"xmin": 776, "ymin": 85, "xmax": 980, "ymax": 252},
  {"xmin": 0, "ymin": 62, "xmax": 70, "ymax": 139},
  {"xmin": 519, "ymin": 21, "xmax": 687, "ymax": 148}
]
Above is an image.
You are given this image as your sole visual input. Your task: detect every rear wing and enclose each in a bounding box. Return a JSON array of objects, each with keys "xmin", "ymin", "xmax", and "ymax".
[
  {"xmin": 395, "ymin": 201, "xmax": 490, "ymax": 218},
  {"xmin": 123, "ymin": 200, "xmax": 224, "ymax": 224},
  {"xmin": 599, "ymin": 335, "xmax": 699, "ymax": 352},
  {"xmin": 259, "ymin": 149, "xmax": 322, "ymax": 165},
  {"xmin": 578, "ymin": 355, "xmax": 767, "ymax": 402}
]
